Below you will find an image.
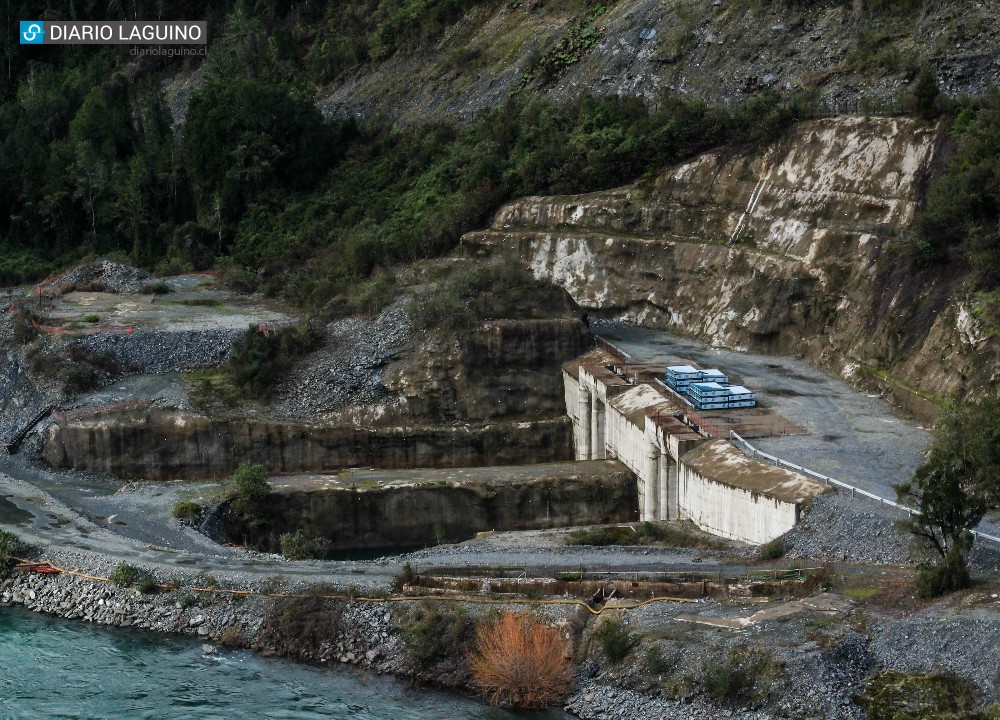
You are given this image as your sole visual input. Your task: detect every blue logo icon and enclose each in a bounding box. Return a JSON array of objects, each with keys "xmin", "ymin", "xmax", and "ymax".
[{"xmin": 20, "ymin": 21, "xmax": 45, "ymax": 44}]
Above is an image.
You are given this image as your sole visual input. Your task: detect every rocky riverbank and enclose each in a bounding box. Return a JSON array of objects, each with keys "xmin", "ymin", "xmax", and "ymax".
[
  {"xmin": 5, "ymin": 551, "xmax": 1000, "ymax": 720},
  {"xmin": 0, "ymin": 567, "xmax": 403, "ymax": 674}
]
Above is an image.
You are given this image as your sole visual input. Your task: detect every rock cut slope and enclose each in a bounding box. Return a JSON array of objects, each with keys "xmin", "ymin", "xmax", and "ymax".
[{"xmin": 464, "ymin": 116, "xmax": 990, "ymax": 407}]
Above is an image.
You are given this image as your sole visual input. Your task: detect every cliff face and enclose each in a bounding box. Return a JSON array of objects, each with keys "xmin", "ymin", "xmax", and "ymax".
[
  {"xmin": 376, "ymin": 317, "xmax": 592, "ymax": 424},
  {"xmin": 42, "ymin": 409, "xmax": 574, "ymax": 481},
  {"xmin": 228, "ymin": 465, "xmax": 637, "ymax": 551},
  {"xmin": 464, "ymin": 116, "xmax": 995, "ymax": 405}
]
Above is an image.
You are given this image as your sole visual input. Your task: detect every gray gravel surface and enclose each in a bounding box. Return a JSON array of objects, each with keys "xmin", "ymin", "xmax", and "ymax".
[
  {"xmin": 75, "ymin": 328, "xmax": 240, "ymax": 374},
  {"xmin": 782, "ymin": 491, "xmax": 913, "ymax": 565},
  {"xmin": 270, "ymin": 300, "xmax": 411, "ymax": 419},
  {"xmin": 869, "ymin": 605, "xmax": 1000, "ymax": 695}
]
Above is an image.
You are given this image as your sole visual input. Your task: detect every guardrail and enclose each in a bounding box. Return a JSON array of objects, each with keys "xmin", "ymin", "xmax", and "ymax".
[
  {"xmin": 729, "ymin": 430, "xmax": 1000, "ymax": 547},
  {"xmin": 595, "ymin": 335, "xmax": 633, "ymax": 363}
]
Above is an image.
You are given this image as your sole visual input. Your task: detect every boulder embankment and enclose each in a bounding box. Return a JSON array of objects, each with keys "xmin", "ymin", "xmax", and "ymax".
[{"xmin": 0, "ymin": 568, "xmax": 404, "ymax": 673}]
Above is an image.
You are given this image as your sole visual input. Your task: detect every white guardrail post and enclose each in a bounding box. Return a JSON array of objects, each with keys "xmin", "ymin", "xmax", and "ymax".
[{"xmin": 727, "ymin": 431, "xmax": 1000, "ymax": 547}]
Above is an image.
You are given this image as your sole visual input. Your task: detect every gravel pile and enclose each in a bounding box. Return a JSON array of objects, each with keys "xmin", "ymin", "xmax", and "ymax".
[
  {"xmin": 75, "ymin": 328, "xmax": 240, "ymax": 374},
  {"xmin": 0, "ymin": 310, "xmax": 58, "ymax": 444},
  {"xmin": 1, "ymin": 570, "xmax": 266, "ymax": 640},
  {"xmin": 869, "ymin": 606, "xmax": 1000, "ymax": 697},
  {"xmin": 271, "ymin": 300, "xmax": 411, "ymax": 418},
  {"xmin": 783, "ymin": 490, "xmax": 913, "ymax": 565},
  {"xmin": 568, "ymin": 606, "xmax": 881, "ymax": 720},
  {"xmin": 58, "ymin": 260, "xmax": 151, "ymax": 294},
  {"xmin": 566, "ymin": 685, "xmax": 774, "ymax": 720},
  {"xmin": 969, "ymin": 542, "xmax": 1000, "ymax": 575},
  {"xmin": 0, "ymin": 568, "xmax": 405, "ymax": 677}
]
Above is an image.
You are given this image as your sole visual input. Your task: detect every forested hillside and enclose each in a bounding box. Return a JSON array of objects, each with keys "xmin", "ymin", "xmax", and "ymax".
[{"xmin": 1, "ymin": 0, "xmax": 999, "ymax": 314}]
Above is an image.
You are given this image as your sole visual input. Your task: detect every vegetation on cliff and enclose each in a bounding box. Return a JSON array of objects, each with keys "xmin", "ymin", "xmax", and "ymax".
[
  {"xmin": 226, "ymin": 464, "xmax": 271, "ymax": 504},
  {"xmin": 913, "ymin": 97, "xmax": 1000, "ymax": 295}
]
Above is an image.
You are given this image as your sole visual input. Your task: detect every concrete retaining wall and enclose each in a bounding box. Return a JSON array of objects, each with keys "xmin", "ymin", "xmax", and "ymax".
[
  {"xmin": 678, "ymin": 461, "xmax": 799, "ymax": 544},
  {"xmin": 677, "ymin": 439, "xmax": 829, "ymax": 544}
]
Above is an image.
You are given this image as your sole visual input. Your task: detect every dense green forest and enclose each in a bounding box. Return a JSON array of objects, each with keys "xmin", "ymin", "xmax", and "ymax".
[{"xmin": 0, "ymin": 0, "xmax": 994, "ymax": 310}]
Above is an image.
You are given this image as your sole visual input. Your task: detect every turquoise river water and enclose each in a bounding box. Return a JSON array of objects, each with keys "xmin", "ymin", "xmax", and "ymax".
[{"xmin": 0, "ymin": 607, "xmax": 571, "ymax": 720}]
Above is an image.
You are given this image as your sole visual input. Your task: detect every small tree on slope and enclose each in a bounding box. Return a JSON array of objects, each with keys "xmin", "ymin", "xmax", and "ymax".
[{"xmin": 895, "ymin": 402, "xmax": 1000, "ymax": 596}]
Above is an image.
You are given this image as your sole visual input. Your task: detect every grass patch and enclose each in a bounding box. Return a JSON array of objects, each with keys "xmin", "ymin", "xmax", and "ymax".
[
  {"xmin": 842, "ymin": 587, "xmax": 878, "ymax": 602},
  {"xmin": 186, "ymin": 369, "xmax": 242, "ymax": 409},
  {"xmin": 174, "ymin": 297, "xmax": 223, "ymax": 307},
  {"xmin": 26, "ymin": 344, "xmax": 122, "ymax": 395},
  {"xmin": 109, "ymin": 562, "xmax": 158, "ymax": 593},
  {"xmin": 139, "ymin": 281, "xmax": 171, "ymax": 295},
  {"xmin": 857, "ymin": 669, "xmax": 983, "ymax": 720},
  {"xmin": 566, "ymin": 521, "xmax": 728, "ymax": 550},
  {"xmin": 225, "ymin": 322, "xmax": 322, "ymax": 399},
  {"xmin": 0, "ymin": 530, "xmax": 28, "ymax": 574},
  {"xmin": 594, "ymin": 618, "xmax": 636, "ymax": 665},
  {"xmin": 700, "ymin": 646, "xmax": 778, "ymax": 707},
  {"xmin": 758, "ymin": 535, "xmax": 786, "ymax": 561},
  {"xmin": 256, "ymin": 590, "xmax": 346, "ymax": 660},
  {"xmin": 400, "ymin": 601, "xmax": 475, "ymax": 671},
  {"xmin": 171, "ymin": 500, "xmax": 203, "ymax": 523},
  {"xmin": 279, "ymin": 530, "xmax": 331, "ymax": 560}
]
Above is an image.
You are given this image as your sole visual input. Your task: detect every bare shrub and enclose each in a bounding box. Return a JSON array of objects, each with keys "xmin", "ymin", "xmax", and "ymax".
[{"xmin": 468, "ymin": 612, "xmax": 572, "ymax": 709}]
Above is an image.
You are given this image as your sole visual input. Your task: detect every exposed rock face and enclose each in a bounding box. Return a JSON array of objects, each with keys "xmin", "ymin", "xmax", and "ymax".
[
  {"xmin": 464, "ymin": 116, "xmax": 994, "ymax": 403},
  {"xmin": 379, "ymin": 317, "xmax": 593, "ymax": 423},
  {"xmin": 42, "ymin": 409, "xmax": 574, "ymax": 480},
  {"xmin": 233, "ymin": 462, "xmax": 638, "ymax": 551}
]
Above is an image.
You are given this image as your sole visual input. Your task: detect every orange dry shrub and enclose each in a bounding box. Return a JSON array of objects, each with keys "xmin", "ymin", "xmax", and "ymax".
[{"xmin": 468, "ymin": 612, "xmax": 573, "ymax": 709}]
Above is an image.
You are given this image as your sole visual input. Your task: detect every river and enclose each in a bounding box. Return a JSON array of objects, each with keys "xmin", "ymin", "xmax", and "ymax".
[{"xmin": 0, "ymin": 606, "xmax": 571, "ymax": 720}]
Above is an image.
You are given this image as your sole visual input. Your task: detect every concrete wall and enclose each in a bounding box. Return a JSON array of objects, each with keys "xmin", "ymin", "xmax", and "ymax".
[
  {"xmin": 563, "ymin": 368, "xmax": 582, "ymax": 453},
  {"xmin": 678, "ymin": 460, "xmax": 799, "ymax": 544},
  {"xmin": 605, "ymin": 394, "xmax": 647, "ymax": 479},
  {"xmin": 562, "ymin": 353, "xmax": 826, "ymax": 544}
]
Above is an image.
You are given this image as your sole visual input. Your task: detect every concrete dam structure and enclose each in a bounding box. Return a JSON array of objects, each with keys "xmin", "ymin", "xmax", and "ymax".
[{"xmin": 563, "ymin": 349, "xmax": 829, "ymax": 544}]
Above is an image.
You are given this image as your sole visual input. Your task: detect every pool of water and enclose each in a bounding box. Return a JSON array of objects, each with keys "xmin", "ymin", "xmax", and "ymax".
[
  {"xmin": 0, "ymin": 496, "xmax": 31, "ymax": 526},
  {"xmin": 0, "ymin": 606, "xmax": 571, "ymax": 720}
]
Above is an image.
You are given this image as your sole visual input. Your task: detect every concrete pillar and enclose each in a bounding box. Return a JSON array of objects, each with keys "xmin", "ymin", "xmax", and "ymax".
[
  {"xmin": 577, "ymin": 388, "xmax": 592, "ymax": 460},
  {"xmin": 643, "ymin": 442, "xmax": 659, "ymax": 521},
  {"xmin": 659, "ymin": 453, "xmax": 679, "ymax": 521},
  {"xmin": 591, "ymin": 397, "xmax": 606, "ymax": 460},
  {"xmin": 657, "ymin": 452, "xmax": 669, "ymax": 521}
]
